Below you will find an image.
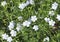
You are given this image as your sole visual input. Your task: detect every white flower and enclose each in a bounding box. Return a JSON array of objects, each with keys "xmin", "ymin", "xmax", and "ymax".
[
  {"xmin": 18, "ymin": 3, "xmax": 26, "ymax": 10},
  {"xmin": 10, "ymin": 30, "xmax": 17, "ymax": 37},
  {"xmin": 44, "ymin": 17, "xmax": 50, "ymax": 22},
  {"xmin": 29, "ymin": 0, "xmax": 34, "ymax": 5},
  {"xmin": 49, "ymin": 19, "xmax": 55, "ymax": 26},
  {"xmin": 18, "ymin": 16, "xmax": 23, "ymax": 21},
  {"xmin": 2, "ymin": 33, "xmax": 8, "ymax": 40},
  {"xmin": 49, "ymin": 11, "xmax": 54, "ymax": 16},
  {"xmin": 22, "ymin": 20, "xmax": 31, "ymax": 27},
  {"xmin": 7, "ymin": 37, "xmax": 12, "ymax": 42},
  {"xmin": 8, "ymin": 21, "xmax": 15, "ymax": 30},
  {"xmin": 31, "ymin": 16, "xmax": 37, "ymax": 22},
  {"xmin": 33, "ymin": 25, "xmax": 39, "ymax": 31},
  {"xmin": 18, "ymin": 2, "xmax": 29, "ymax": 10},
  {"xmin": 16, "ymin": 23, "xmax": 22, "ymax": 31},
  {"xmin": 51, "ymin": 2, "xmax": 58, "ymax": 10},
  {"xmin": 25, "ymin": 0, "xmax": 30, "ymax": 5},
  {"xmin": 43, "ymin": 37, "xmax": 49, "ymax": 42},
  {"xmin": 1, "ymin": 1, "xmax": 7, "ymax": 6},
  {"xmin": 56, "ymin": 14, "xmax": 60, "ymax": 21},
  {"xmin": 16, "ymin": 27, "xmax": 20, "ymax": 32}
]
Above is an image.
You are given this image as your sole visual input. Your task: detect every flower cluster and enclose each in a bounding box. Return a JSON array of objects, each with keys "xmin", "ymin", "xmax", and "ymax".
[
  {"xmin": 2, "ymin": 33, "xmax": 12, "ymax": 42},
  {"xmin": 1, "ymin": 0, "xmax": 60, "ymax": 42},
  {"xmin": 18, "ymin": 0, "xmax": 34, "ymax": 10},
  {"xmin": 22, "ymin": 15, "xmax": 38, "ymax": 31},
  {"xmin": 44, "ymin": 2, "xmax": 58, "ymax": 27}
]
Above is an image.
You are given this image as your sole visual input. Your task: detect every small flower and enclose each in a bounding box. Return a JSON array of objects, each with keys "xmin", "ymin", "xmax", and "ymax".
[
  {"xmin": 2, "ymin": 33, "xmax": 8, "ymax": 40},
  {"xmin": 49, "ymin": 11, "xmax": 54, "ymax": 16},
  {"xmin": 1, "ymin": 1, "xmax": 7, "ymax": 6},
  {"xmin": 10, "ymin": 30, "xmax": 17, "ymax": 37},
  {"xmin": 44, "ymin": 17, "xmax": 50, "ymax": 22},
  {"xmin": 25, "ymin": 0, "xmax": 30, "ymax": 5},
  {"xmin": 33, "ymin": 25, "xmax": 39, "ymax": 31},
  {"xmin": 18, "ymin": 16, "xmax": 23, "ymax": 21},
  {"xmin": 43, "ymin": 37, "xmax": 49, "ymax": 42},
  {"xmin": 22, "ymin": 20, "xmax": 31, "ymax": 27},
  {"xmin": 29, "ymin": 0, "xmax": 34, "ymax": 5},
  {"xmin": 56, "ymin": 14, "xmax": 60, "ymax": 21},
  {"xmin": 18, "ymin": 3, "xmax": 26, "ymax": 10},
  {"xmin": 49, "ymin": 19, "xmax": 55, "ymax": 26},
  {"xmin": 16, "ymin": 23, "xmax": 22, "ymax": 31},
  {"xmin": 7, "ymin": 37, "xmax": 12, "ymax": 42},
  {"xmin": 16, "ymin": 27, "xmax": 20, "ymax": 32},
  {"xmin": 31, "ymin": 16, "xmax": 37, "ymax": 22},
  {"xmin": 8, "ymin": 21, "xmax": 15, "ymax": 30},
  {"xmin": 18, "ymin": 2, "xmax": 29, "ymax": 10},
  {"xmin": 51, "ymin": 2, "xmax": 58, "ymax": 10}
]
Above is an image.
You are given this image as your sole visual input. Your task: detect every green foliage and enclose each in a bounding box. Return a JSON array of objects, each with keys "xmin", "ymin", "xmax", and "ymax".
[{"xmin": 0, "ymin": 0, "xmax": 60, "ymax": 42}]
